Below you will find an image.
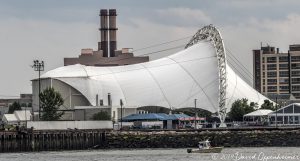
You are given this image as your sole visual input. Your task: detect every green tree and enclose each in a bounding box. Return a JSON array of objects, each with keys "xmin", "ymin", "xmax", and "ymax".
[
  {"xmin": 250, "ymin": 102, "xmax": 259, "ymax": 110},
  {"xmin": 92, "ymin": 111, "xmax": 111, "ymax": 120},
  {"xmin": 8, "ymin": 102, "xmax": 21, "ymax": 114},
  {"xmin": 260, "ymin": 99, "xmax": 275, "ymax": 111},
  {"xmin": 228, "ymin": 98, "xmax": 255, "ymax": 121},
  {"xmin": 20, "ymin": 103, "xmax": 27, "ymax": 107},
  {"xmin": 39, "ymin": 87, "xmax": 64, "ymax": 121}
]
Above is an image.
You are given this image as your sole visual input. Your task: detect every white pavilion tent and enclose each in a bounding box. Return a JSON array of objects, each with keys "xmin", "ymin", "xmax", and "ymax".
[
  {"xmin": 2, "ymin": 110, "xmax": 31, "ymax": 125},
  {"xmin": 2, "ymin": 114, "xmax": 18, "ymax": 125},
  {"xmin": 243, "ymin": 109, "xmax": 273, "ymax": 125},
  {"xmin": 268, "ymin": 103, "xmax": 300, "ymax": 126}
]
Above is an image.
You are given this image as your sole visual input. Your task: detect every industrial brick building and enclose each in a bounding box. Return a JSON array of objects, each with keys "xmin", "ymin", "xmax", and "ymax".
[
  {"xmin": 253, "ymin": 44, "xmax": 300, "ymax": 101},
  {"xmin": 64, "ymin": 9, "xmax": 149, "ymax": 66}
]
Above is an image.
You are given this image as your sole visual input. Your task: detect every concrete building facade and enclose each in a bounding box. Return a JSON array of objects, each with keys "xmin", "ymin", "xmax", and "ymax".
[
  {"xmin": 64, "ymin": 9, "xmax": 149, "ymax": 66},
  {"xmin": 253, "ymin": 44, "xmax": 300, "ymax": 99},
  {"xmin": 32, "ymin": 78, "xmax": 137, "ymax": 122}
]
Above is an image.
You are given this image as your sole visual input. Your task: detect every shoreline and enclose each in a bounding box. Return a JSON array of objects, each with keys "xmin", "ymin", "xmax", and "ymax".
[
  {"xmin": 103, "ymin": 128, "xmax": 300, "ymax": 148},
  {"xmin": 1, "ymin": 127, "xmax": 300, "ymax": 152}
]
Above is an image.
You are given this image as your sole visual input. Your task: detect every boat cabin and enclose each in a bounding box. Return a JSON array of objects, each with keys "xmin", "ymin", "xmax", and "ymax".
[{"xmin": 198, "ymin": 140, "xmax": 211, "ymax": 149}]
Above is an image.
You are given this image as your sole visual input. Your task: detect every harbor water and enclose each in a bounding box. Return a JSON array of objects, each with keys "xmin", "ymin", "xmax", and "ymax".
[{"xmin": 0, "ymin": 147, "xmax": 300, "ymax": 161}]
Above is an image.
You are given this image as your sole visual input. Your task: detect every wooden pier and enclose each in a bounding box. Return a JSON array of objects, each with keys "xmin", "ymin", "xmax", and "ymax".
[{"xmin": 0, "ymin": 129, "xmax": 107, "ymax": 152}]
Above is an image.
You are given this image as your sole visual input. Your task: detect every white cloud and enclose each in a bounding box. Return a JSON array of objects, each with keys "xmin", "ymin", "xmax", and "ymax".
[
  {"xmin": 0, "ymin": 18, "xmax": 98, "ymax": 96},
  {"xmin": 118, "ymin": 18, "xmax": 197, "ymax": 59},
  {"xmin": 220, "ymin": 13, "xmax": 300, "ymax": 84},
  {"xmin": 0, "ymin": 16, "xmax": 196, "ymax": 96},
  {"xmin": 155, "ymin": 7, "xmax": 211, "ymax": 26}
]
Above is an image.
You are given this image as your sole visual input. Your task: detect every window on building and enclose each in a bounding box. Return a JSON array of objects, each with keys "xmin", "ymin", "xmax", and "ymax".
[
  {"xmin": 291, "ymin": 63, "xmax": 300, "ymax": 69},
  {"xmin": 267, "ymin": 79, "xmax": 277, "ymax": 85},
  {"xmin": 279, "ymin": 86, "xmax": 289, "ymax": 91},
  {"xmin": 279, "ymin": 78, "xmax": 289, "ymax": 84},
  {"xmin": 262, "ymin": 72, "xmax": 265, "ymax": 78},
  {"xmin": 292, "ymin": 85, "xmax": 300, "ymax": 91},
  {"xmin": 256, "ymin": 73, "xmax": 260, "ymax": 78},
  {"xmin": 292, "ymin": 78, "xmax": 300, "ymax": 84},
  {"xmin": 279, "ymin": 71, "xmax": 289, "ymax": 77},
  {"xmin": 279, "ymin": 56, "xmax": 288, "ymax": 62},
  {"xmin": 277, "ymin": 109, "xmax": 284, "ymax": 114},
  {"xmin": 284, "ymin": 105, "xmax": 294, "ymax": 113},
  {"xmin": 293, "ymin": 93, "xmax": 300, "ymax": 98},
  {"xmin": 291, "ymin": 56, "xmax": 300, "ymax": 62},
  {"xmin": 267, "ymin": 64, "xmax": 277, "ymax": 70},
  {"xmin": 284, "ymin": 116, "xmax": 289, "ymax": 124},
  {"xmin": 255, "ymin": 56, "xmax": 260, "ymax": 63},
  {"xmin": 294, "ymin": 104, "xmax": 300, "ymax": 113},
  {"xmin": 279, "ymin": 64, "xmax": 289, "ymax": 70},
  {"xmin": 263, "ymin": 79, "xmax": 265, "ymax": 85},
  {"xmin": 267, "ymin": 86, "xmax": 277, "ymax": 92},
  {"xmin": 267, "ymin": 71, "xmax": 277, "ymax": 77},
  {"xmin": 267, "ymin": 57, "xmax": 277, "ymax": 63},
  {"xmin": 292, "ymin": 71, "xmax": 300, "ymax": 77}
]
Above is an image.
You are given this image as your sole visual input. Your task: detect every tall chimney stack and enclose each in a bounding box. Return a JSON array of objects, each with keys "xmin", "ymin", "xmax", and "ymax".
[
  {"xmin": 109, "ymin": 9, "xmax": 118, "ymax": 57},
  {"xmin": 99, "ymin": 9, "xmax": 109, "ymax": 57}
]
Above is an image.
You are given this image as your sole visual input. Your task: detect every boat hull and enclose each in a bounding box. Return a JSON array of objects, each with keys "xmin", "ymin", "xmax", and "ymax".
[{"xmin": 187, "ymin": 147, "xmax": 223, "ymax": 153}]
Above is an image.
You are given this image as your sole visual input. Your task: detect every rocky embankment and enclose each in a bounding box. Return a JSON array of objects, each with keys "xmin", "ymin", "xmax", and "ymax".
[{"xmin": 104, "ymin": 129, "xmax": 300, "ymax": 148}]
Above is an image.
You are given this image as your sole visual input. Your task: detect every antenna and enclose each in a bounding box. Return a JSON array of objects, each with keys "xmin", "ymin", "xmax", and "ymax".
[{"xmin": 260, "ymin": 42, "xmax": 262, "ymax": 48}]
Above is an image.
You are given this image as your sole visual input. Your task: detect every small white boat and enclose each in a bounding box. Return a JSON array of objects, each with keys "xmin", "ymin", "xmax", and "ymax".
[{"xmin": 187, "ymin": 140, "xmax": 223, "ymax": 153}]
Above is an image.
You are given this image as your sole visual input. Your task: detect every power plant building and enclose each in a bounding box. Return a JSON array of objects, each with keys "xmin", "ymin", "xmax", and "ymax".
[{"xmin": 64, "ymin": 9, "xmax": 149, "ymax": 66}]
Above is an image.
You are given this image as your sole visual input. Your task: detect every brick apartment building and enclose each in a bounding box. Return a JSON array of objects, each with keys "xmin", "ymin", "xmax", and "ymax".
[{"xmin": 253, "ymin": 44, "xmax": 300, "ymax": 102}]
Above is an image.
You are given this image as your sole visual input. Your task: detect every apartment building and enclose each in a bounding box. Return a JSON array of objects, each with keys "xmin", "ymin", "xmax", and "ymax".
[{"xmin": 253, "ymin": 44, "xmax": 300, "ymax": 99}]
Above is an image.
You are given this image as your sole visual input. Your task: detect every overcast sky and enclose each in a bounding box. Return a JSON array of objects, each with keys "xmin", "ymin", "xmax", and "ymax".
[{"xmin": 1, "ymin": 0, "xmax": 300, "ymax": 98}]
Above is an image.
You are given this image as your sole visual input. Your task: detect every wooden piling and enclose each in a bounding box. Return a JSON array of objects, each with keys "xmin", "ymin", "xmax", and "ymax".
[{"xmin": 0, "ymin": 129, "xmax": 108, "ymax": 153}]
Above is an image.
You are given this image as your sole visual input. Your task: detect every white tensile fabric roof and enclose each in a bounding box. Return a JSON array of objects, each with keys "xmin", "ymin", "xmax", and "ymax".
[
  {"xmin": 2, "ymin": 114, "xmax": 18, "ymax": 123},
  {"xmin": 14, "ymin": 110, "xmax": 31, "ymax": 121},
  {"xmin": 244, "ymin": 109, "xmax": 274, "ymax": 117},
  {"xmin": 2, "ymin": 110, "xmax": 31, "ymax": 123},
  {"xmin": 41, "ymin": 40, "xmax": 269, "ymax": 113}
]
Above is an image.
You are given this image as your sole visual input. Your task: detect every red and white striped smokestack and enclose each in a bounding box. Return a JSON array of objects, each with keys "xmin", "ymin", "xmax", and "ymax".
[
  {"xmin": 109, "ymin": 9, "xmax": 118, "ymax": 57},
  {"xmin": 99, "ymin": 9, "xmax": 109, "ymax": 57}
]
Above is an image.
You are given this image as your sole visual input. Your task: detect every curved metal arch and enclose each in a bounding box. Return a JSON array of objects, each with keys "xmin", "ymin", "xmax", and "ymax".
[{"xmin": 185, "ymin": 24, "xmax": 227, "ymax": 124}]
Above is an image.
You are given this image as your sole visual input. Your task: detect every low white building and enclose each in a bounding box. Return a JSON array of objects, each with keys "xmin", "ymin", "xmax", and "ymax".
[
  {"xmin": 2, "ymin": 114, "xmax": 18, "ymax": 125},
  {"xmin": 2, "ymin": 110, "xmax": 31, "ymax": 125}
]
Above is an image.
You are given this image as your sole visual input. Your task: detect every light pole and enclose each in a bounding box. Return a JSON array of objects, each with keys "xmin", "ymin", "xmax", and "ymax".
[
  {"xmin": 194, "ymin": 99, "xmax": 197, "ymax": 129},
  {"xmin": 32, "ymin": 60, "xmax": 44, "ymax": 120},
  {"xmin": 25, "ymin": 106, "xmax": 27, "ymax": 128},
  {"xmin": 275, "ymin": 96, "xmax": 278, "ymax": 128},
  {"xmin": 120, "ymin": 99, "xmax": 123, "ymax": 130}
]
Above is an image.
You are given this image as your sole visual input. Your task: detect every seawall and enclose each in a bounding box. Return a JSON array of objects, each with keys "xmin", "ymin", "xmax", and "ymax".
[
  {"xmin": 1, "ymin": 127, "xmax": 300, "ymax": 152},
  {"xmin": 104, "ymin": 128, "xmax": 300, "ymax": 148},
  {"xmin": 0, "ymin": 129, "xmax": 107, "ymax": 153}
]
